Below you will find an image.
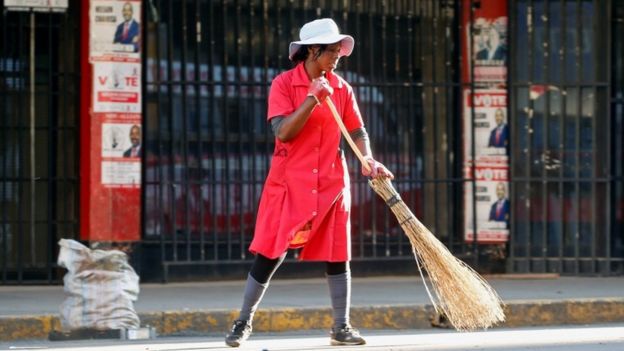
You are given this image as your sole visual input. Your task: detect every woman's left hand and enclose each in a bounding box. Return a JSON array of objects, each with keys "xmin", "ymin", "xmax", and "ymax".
[{"xmin": 362, "ymin": 157, "xmax": 394, "ymax": 179}]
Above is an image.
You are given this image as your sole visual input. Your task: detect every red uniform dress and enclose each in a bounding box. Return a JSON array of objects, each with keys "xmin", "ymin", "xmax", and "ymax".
[{"xmin": 249, "ymin": 63, "xmax": 364, "ymax": 261}]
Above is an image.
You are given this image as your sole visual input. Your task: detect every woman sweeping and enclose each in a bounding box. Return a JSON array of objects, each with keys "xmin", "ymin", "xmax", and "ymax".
[{"xmin": 225, "ymin": 18, "xmax": 394, "ymax": 347}]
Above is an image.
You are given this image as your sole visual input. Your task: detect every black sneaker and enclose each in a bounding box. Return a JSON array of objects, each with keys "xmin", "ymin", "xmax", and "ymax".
[
  {"xmin": 225, "ymin": 320, "xmax": 252, "ymax": 347},
  {"xmin": 330, "ymin": 323, "xmax": 366, "ymax": 346}
]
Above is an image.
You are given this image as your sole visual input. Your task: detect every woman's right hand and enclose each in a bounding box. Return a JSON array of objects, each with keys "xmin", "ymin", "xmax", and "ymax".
[
  {"xmin": 307, "ymin": 77, "xmax": 333, "ymax": 105},
  {"xmin": 362, "ymin": 156, "xmax": 395, "ymax": 179}
]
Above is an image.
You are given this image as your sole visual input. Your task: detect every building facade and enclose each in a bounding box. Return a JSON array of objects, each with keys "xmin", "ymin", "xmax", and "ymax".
[{"xmin": 0, "ymin": 0, "xmax": 622, "ymax": 284}]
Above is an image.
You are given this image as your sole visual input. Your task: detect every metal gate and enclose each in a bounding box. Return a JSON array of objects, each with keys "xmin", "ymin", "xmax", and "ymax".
[
  {"xmin": 142, "ymin": 0, "xmax": 624, "ymax": 281},
  {"xmin": 142, "ymin": 0, "xmax": 465, "ymax": 281},
  {"xmin": 0, "ymin": 2, "xmax": 80, "ymax": 284},
  {"xmin": 507, "ymin": 0, "xmax": 624, "ymax": 275},
  {"xmin": 613, "ymin": 0, "xmax": 624, "ymax": 273}
]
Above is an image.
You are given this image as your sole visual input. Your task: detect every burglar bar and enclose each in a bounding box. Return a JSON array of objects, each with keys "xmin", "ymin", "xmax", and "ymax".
[
  {"xmin": 508, "ymin": 0, "xmax": 623, "ymax": 275},
  {"xmin": 141, "ymin": 0, "xmax": 458, "ymax": 279},
  {"xmin": 140, "ymin": 0, "xmax": 623, "ymax": 282},
  {"xmin": 0, "ymin": 2, "xmax": 79, "ymax": 284}
]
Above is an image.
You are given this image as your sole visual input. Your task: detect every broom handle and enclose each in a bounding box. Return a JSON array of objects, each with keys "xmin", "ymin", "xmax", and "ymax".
[{"xmin": 325, "ymin": 98, "xmax": 372, "ymax": 173}]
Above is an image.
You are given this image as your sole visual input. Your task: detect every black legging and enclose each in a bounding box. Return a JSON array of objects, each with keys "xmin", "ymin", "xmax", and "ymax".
[{"xmin": 249, "ymin": 253, "xmax": 349, "ymax": 284}]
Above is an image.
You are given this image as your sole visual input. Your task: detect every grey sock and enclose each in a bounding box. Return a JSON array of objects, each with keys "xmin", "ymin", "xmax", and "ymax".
[
  {"xmin": 327, "ymin": 271, "xmax": 351, "ymax": 327},
  {"xmin": 238, "ymin": 274, "xmax": 269, "ymax": 322}
]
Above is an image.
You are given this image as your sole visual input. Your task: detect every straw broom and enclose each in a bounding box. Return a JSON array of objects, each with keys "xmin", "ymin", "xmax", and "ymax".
[{"xmin": 326, "ymin": 99, "xmax": 505, "ymax": 331}]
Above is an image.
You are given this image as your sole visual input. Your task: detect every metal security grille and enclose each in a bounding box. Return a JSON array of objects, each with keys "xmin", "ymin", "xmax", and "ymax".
[
  {"xmin": 142, "ymin": 0, "xmax": 464, "ymax": 281},
  {"xmin": 611, "ymin": 1, "xmax": 624, "ymax": 272},
  {"xmin": 0, "ymin": 4, "xmax": 80, "ymax": 284},
  {"xmin": 507, "ymin": 0, "xmax": 623, "ymax": 274},
  {"xmin": 142, "ymin": 0, "xmax": 624, "ymax": 281}
]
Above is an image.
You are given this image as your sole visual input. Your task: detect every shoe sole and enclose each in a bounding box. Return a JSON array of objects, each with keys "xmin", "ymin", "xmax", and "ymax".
[
  {"xmin": 330, "ymin": 339, "xmax": 367, "ymax": 346},
  {"xmin": 225, "ymin": 340, "xmax": 241, "ymax": 347},
  {"xmin": 226, "ymin": 334, "xmax": 252, "ymax": 348}
]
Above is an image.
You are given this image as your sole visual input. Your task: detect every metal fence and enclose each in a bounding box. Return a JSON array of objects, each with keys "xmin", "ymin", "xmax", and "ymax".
[
  {"xmin": 0, "ymin": 3, "xmax": 80, "ymax": 284},
  {"xmin": 610, "ymin": 0, "xmax": 624, "ymax": 273},
  {"xmin": 142, "ymin": 0, "xmax": 467, "ymax": 281},
  {"xmin": 0, "ymin": 0, "xmax": 621, "ymax": 285},
  {"xmin": 507, "ymin": 0, "xmax": 623, "ymax": 275},
  {"xmin": 142, "ymin": 0, "xmax": 624, "ymax": 281}
]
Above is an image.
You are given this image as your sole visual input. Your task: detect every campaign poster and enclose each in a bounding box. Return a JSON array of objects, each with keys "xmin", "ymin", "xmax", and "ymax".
[
  {"xmin": 90, "ymin": 0, "xmax": 141, "ymax": 62},
  {"xmin": 89, "ymin": 0, "xmax": 142, "ymax": 189},
  {"xmin": 102, "ymin": 123, "xmax": 142, "ymax": 158},
  {"xmin": 83, "ymin": 0, "xmax": 142, "ymax": 241},
  {"xmin": 102, "ymin": 161, "xmax": 141, "ymax": 186},
  {"xmin": 462, "ymin": 0, "xmax": 509, "ymax": 244},
  {"xmin": 464, "ymin": 163, "xmax": 510, "ymax": 244},
  {"xmin": 461, "ymin": 0, "xmax": 507, "ymax": 87},
  {"xmin": 463, "ymin": 90, "xmax": 509, "ymax": 161},
  {"xmin": 93, "ymin": 61, "xmax": 141, "ymax": 113}
]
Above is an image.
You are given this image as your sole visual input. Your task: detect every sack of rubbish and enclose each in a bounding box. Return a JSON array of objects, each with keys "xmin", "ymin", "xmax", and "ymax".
[{"xmin": 57, "ymin": 239, "xmax": 140, "ymax": 330}]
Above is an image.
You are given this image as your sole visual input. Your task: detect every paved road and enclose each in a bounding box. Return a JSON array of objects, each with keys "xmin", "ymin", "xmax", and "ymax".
[{"xmin": 2, "ymin": 324, "xmax": 624, "ymax": 351}]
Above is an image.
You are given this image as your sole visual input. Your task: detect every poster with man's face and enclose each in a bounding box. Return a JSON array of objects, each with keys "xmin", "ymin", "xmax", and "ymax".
[
  {"xmin": 473, "ymin": 16, "xmax": 507, "ymax": 63},
  {"xmin": 102, "ymin": 123, "xmax": 141, "ymax": 158},
  {"xmin": 463, "ymin": 90, "xmax": 509, "ymax": 160},
  {"xmin": 464, "ymin": 165, "xmax": 510, "ymax": 243},
  {"xmin": 90, "ymin": 0, "xmax": 142, "ymax": 61}
]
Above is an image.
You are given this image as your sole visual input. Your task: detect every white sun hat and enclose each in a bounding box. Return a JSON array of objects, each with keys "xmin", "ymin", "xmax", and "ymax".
[{"xmin": 288, "ymin": 18, "xmax": 354, "ymax": 60}]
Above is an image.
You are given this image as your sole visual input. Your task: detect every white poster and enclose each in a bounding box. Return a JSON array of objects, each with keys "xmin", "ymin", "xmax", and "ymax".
[
  {"xmin": 102, "ymin": 161, "xmax": 141, "ymax": 186},
  {"xmin": 463, "ymin": 90, "xmax": 509, "ymax": 162},
  {"xmin": 4, "ymin": 0, "xmax": 67, "ymax": 12},
  {"xmin": 464, "ymin": 163, "xmax": 510, "ymax": 243},
  {"xmin": 90, "ymin": 0, "xmax": 141, "ymax": 62},
  {"xmin": 93, "ymin": 61, "xmax": 141, "ymax": 113}
]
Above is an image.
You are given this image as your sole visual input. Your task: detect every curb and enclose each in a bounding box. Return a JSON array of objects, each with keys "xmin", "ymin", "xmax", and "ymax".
[
  {"xmin": 0, "ymin": 315, "xmax": 61, "ymax": 342},
  {"xmin": 2, "ymin": 298, "xmax": 624, "ymax": 341}
]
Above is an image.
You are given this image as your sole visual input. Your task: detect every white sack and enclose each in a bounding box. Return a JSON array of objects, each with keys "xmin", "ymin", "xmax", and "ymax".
[{"xmin": 57, "ymin": 239, "xmax": 140, "ymax": 330}]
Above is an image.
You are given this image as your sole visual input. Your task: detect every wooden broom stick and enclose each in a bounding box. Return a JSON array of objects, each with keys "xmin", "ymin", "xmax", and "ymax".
[{"xmin": 325, "ymin": 98, "xmax": 371, "ymax": 172}]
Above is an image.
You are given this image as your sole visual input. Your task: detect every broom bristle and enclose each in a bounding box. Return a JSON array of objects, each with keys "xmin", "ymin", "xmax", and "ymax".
[{"xmin": 369, "ymin": 177, "xmax": 505, "ymax": 331}]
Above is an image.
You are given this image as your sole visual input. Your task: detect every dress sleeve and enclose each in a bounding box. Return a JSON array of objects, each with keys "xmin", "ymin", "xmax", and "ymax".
[
  {"xmin": 267, "ymin": 74, "xmax": 294, "ymax": 121},
  {"xmin": 342, "ymin": 84, "xmax": 365, "ymax": 132}
]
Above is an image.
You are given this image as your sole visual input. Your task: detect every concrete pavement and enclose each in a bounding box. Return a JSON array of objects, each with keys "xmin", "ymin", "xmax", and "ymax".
[{"xmin": 1, "ymin": 276, "xmax": 624, "ymax": 341}]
